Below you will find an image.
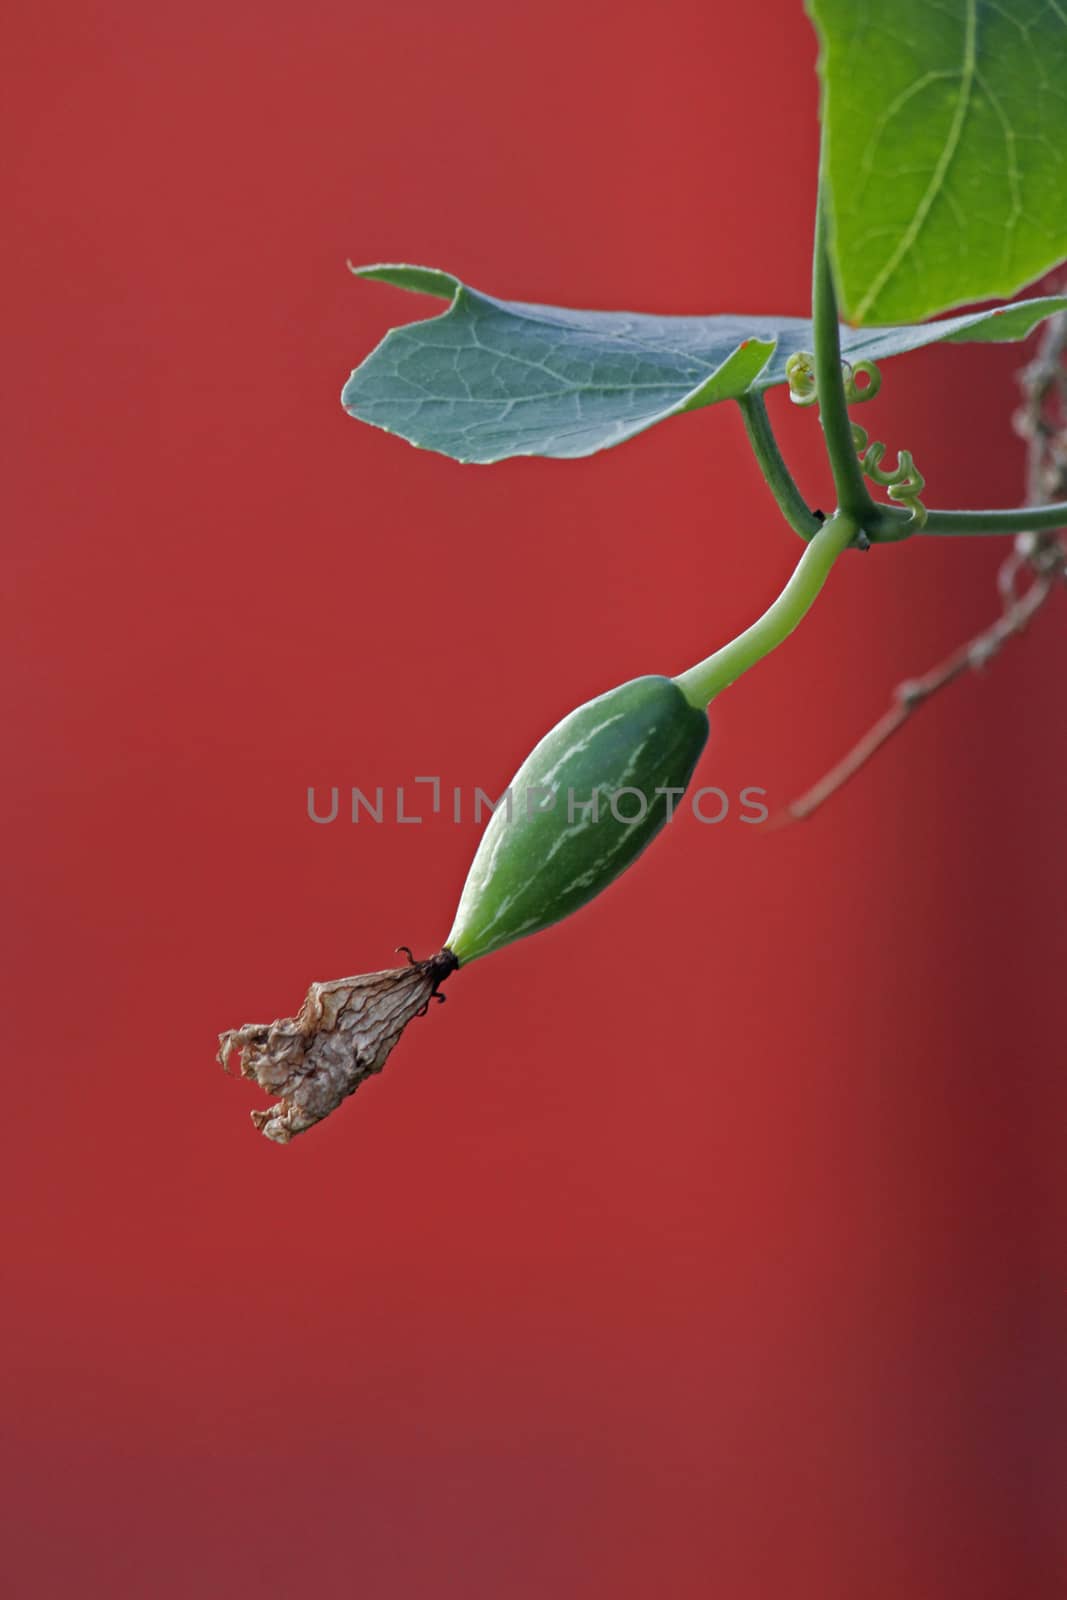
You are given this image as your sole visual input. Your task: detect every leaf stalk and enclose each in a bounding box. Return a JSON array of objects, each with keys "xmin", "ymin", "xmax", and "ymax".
[{"xmin": 736, "ymin": 391, "xmax": 822, "ymax": 540}]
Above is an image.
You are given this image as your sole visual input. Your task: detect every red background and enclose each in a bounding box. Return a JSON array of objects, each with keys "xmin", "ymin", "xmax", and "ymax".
[{"xmin": 6, "ymin": 2, "xmax": 1066, "ymax": 1595}]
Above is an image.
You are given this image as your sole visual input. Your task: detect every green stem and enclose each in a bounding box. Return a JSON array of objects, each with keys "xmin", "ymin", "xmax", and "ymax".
[
  {"xmin": 812, "ymin": 198, "xmax": 873, "ymax": 525},
  {"xmin": 736, "ymin": 392, "xmax": 822, "ymax": 540},
  {"xmin": 868, "ymin": 499, "xmax": 1067, "ymax": 540},
  {"xmin": 674, "ymin": 511, "xmax": 857, "ymax": 708}
]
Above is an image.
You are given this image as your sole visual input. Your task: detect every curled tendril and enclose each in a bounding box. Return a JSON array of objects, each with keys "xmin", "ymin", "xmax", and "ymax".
[
  {"xmin": 785, "ymin": 350, "xmax": 818, "ymax": 406},
  {"xmin": 841, "ymin": 359, "xmax": 882, "ymax": 404},
  {"xmin": 851, "ymin": 424, "xmax": 928, "ymax": 529},
  {"xmin": 786, "ymin": 352, "xmax": 880, "ymax": 407},
  {"xmin": 785, "ymin": 351, "xmax": 926, "ymax": 529}
]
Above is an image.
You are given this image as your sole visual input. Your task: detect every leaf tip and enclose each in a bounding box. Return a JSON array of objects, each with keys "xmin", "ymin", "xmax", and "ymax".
[{"xmin": 346, "ymin": 263, "xmax": 460, "ymax": 300}]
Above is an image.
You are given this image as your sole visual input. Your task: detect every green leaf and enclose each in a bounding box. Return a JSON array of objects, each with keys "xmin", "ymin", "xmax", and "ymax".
[
  {"xmin": 808, "ymin": 0, "xmax": 1067, "ymax": 325},
  {"xmin": 341, "ymin": 266, "xmax": 1066, "ymax": 463}
]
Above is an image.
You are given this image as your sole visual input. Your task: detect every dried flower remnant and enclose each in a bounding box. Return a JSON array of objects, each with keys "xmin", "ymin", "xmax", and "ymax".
[{"xmin": 218, "ymin": 948, "xmax": 457, "ymax": 1143}]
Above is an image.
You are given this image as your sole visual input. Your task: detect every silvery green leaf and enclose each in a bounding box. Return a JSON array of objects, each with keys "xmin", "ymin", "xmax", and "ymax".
[{"xmin": 341, "ymin": 265, "xmax": 1066, "ymax": 463}]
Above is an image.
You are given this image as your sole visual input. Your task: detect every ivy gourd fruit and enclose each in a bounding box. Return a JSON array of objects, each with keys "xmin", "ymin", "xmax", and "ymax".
[{"xmin": 446, "ymin": 676, "xmax": 709, "ymax": 963}]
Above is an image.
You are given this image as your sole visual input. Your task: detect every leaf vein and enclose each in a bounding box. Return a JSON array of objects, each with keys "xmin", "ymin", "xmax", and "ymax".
[{"xmin": 852, "ymin": 0, "xmax": 979, "ymax": 322}]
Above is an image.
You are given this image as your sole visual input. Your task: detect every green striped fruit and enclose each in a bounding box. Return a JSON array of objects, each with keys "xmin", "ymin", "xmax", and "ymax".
[{"xmin": 445, "ymin": 676, "xmax": 709, "ymax": 964}]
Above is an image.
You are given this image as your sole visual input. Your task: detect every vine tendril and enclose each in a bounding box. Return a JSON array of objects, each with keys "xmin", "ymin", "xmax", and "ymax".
[
  {"xmin": 784, "ymin": 351, "xmax": 818, "ymax": 407},
  {"xmin": 850, "ymin": 424, "xmax": 928, "ymax": 528},
  {"xmin": 841, "ymin": 359, "xmax": 882, "ymax": 404},
  {"xmin": 785, "ymin": 352, "xmax": 926, "ymax": 528}
]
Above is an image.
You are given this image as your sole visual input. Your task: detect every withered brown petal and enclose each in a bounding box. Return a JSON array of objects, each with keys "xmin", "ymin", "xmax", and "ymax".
[{"xmin": 217, "ymin": 951, "xmax": 456, "ymax": 1143}]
